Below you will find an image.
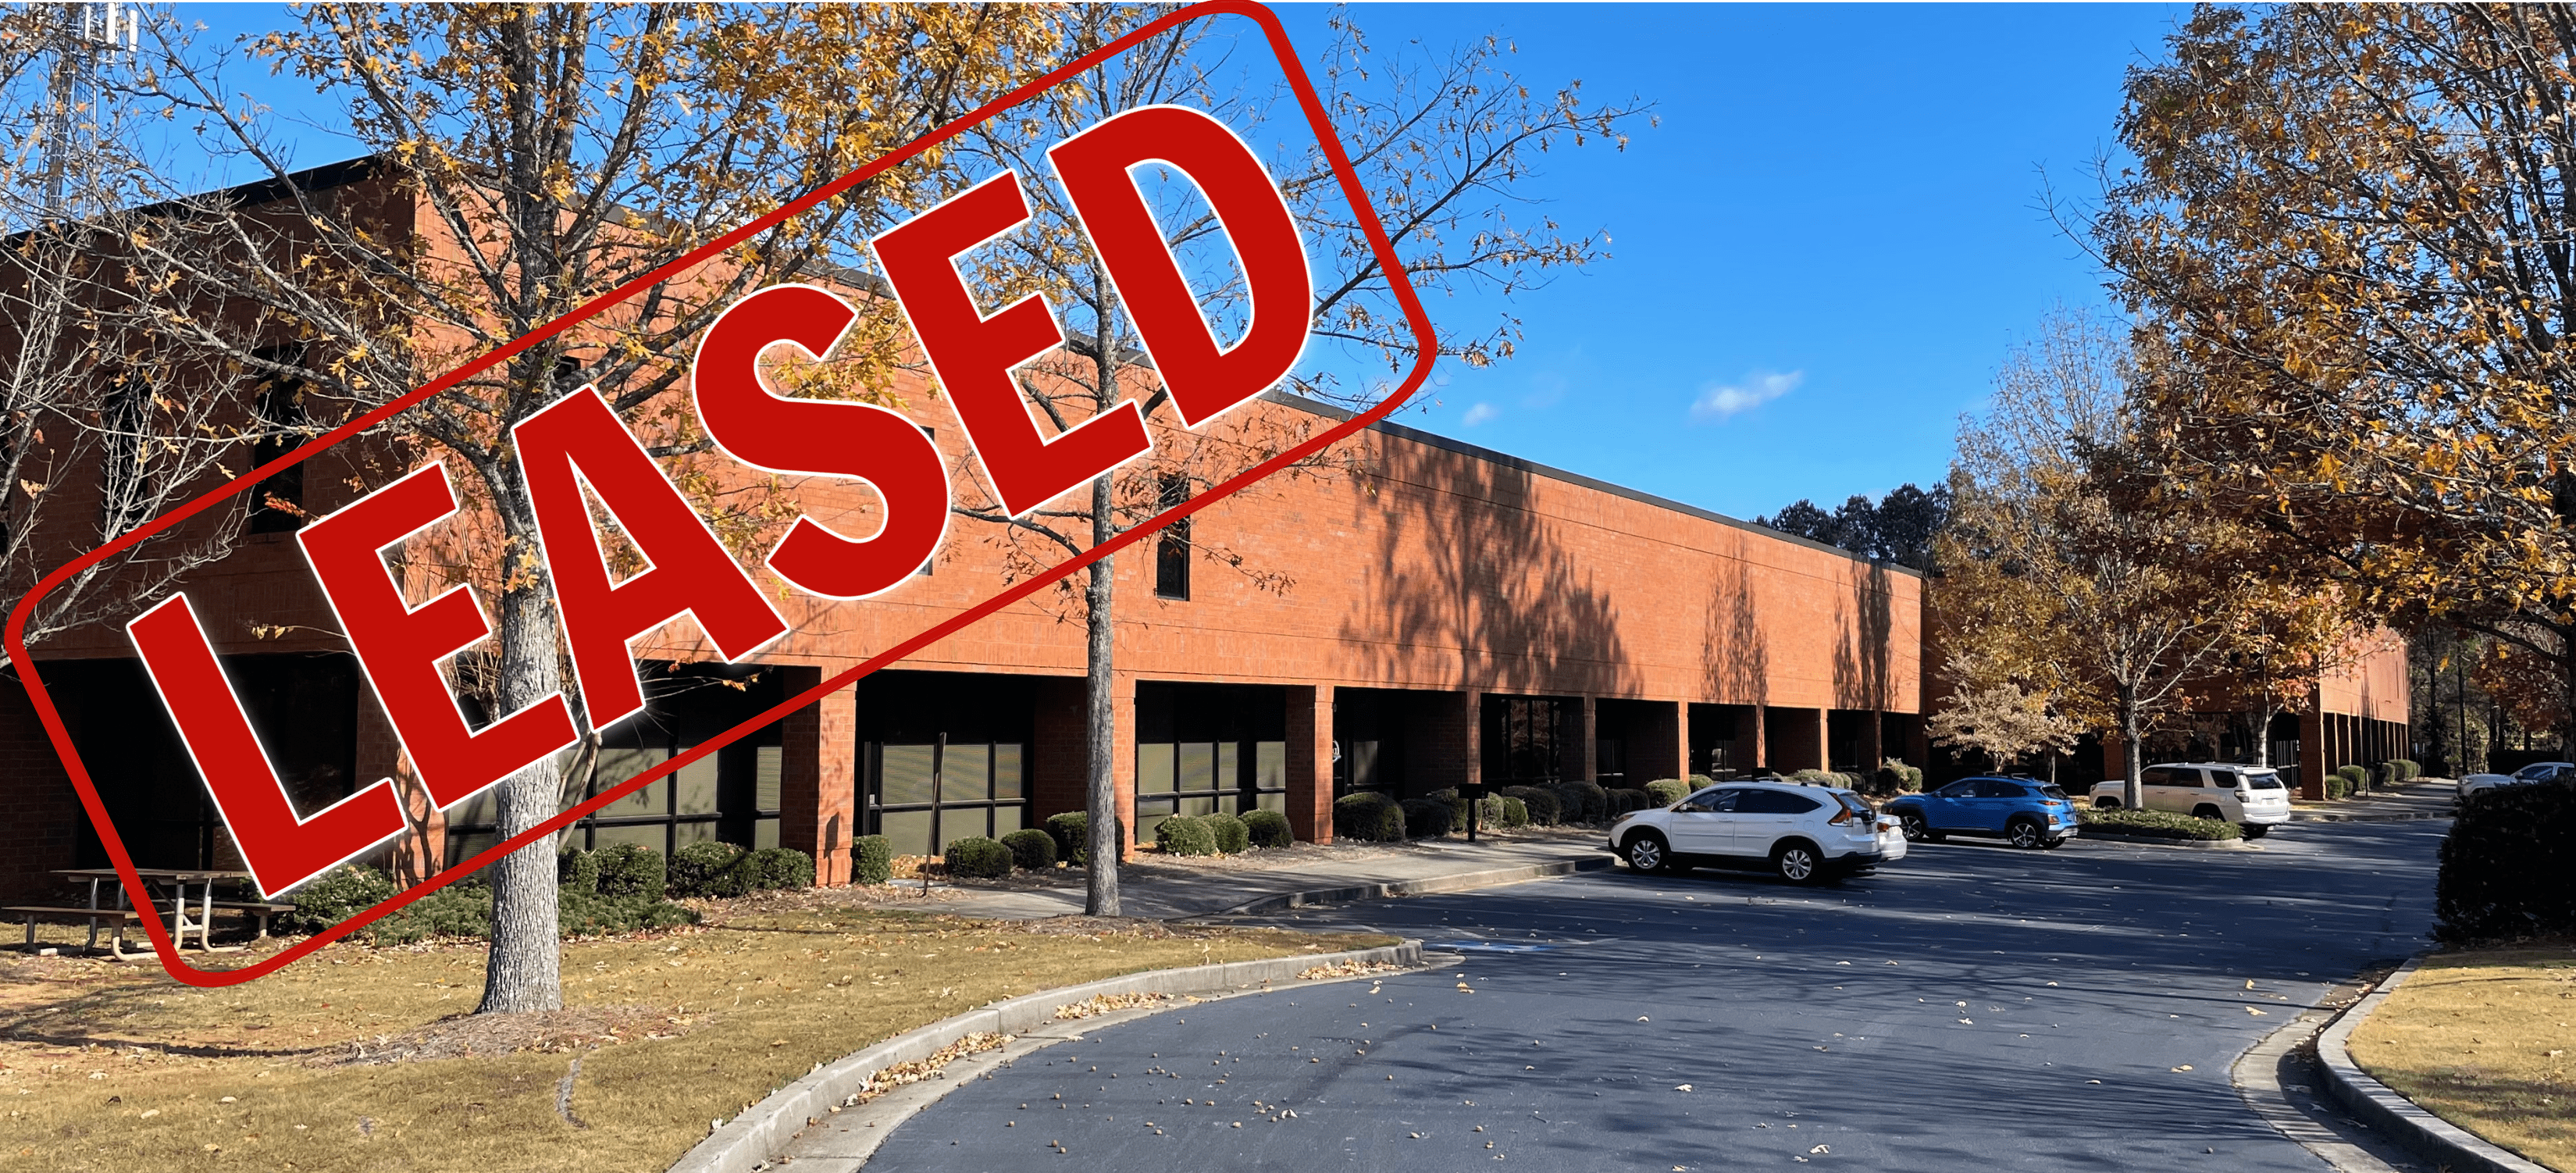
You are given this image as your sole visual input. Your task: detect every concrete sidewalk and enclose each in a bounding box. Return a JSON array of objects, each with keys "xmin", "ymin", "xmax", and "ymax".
[
  {"xmin": 903, "ymin": 832, "xmax": 1612, "ymax": 922},
  {"xmin": 2290, "ymin": 782, "xmax": 2457, "ymax": 822}
]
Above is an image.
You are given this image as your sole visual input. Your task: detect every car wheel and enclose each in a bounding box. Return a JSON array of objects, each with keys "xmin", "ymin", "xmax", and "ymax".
[
  {"xmin": 2192, "ymin": 804, "xmax": 2225, "ymax": 822},
  {"xmin": 2094, "ymin": 797, "xmax": 2122, "ymax": 811},
  {"xmin": 2006, "ymin": 818, "xmax": 2045, "ymax": 849},
  {"xmin": 2241, "ymin": 823, "xmax": 2271, "ymax": 840},
  {"xmin": 1773, "ymin": 841, "xmax": 1826, "ymax": 885},
  {"xmin": 1899, "ymin": 812, "xmax": 1936, "ymax": 843},
  {"xmin": 1623, "ymin": 832, "xmax": 1675, "ymax": 875},
  {"xmin": 2039, "ymin": 836, "xmax": 2067, "ymax": 850}
]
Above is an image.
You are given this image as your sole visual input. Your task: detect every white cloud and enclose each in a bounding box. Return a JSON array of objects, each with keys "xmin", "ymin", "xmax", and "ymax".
[
  {"xmin": 1462, "ymin": 401, "xmax": 1500, "ymax": 426},
  {"xmin": 1690, "ymin": 369, "xmax": 1802, "ymax": 422}
]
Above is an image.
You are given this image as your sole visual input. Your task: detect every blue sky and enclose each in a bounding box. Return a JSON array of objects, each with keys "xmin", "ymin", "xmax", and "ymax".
[
  {"xmin": 1273, "ymin": 3, "xmax": 2192, "ymax": 519},
  {"xmin": 170, "ymin": 2, "xmax": 2187, "ymax": 522}
]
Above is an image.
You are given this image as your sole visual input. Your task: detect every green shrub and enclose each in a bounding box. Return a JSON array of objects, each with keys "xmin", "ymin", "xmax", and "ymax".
[
  {"xmin": 745, "ymin": 847, "xmax": 814, "ymax": 890},
  {"xmin": 2393, "ymin": 758, "xmax": 2421, "ymax": 782},
  {"xmin": 1046, "ymin": 811, "xmax": 1123, "ymax": 865},
  {"xmin": 1644, "ymin": 779, "xmax": 1691, "ymax": 807},
  {"xmin": 1499, "ymin": 785, "xmax": 1560, "ymax": 825},
  {"xmin": 2335, "ymin": 764, "xmax": 2369, "ymax": 794},
  {"xmin": 557, "ymin": 848, "xmax": 601, "ymax": 895},
  {"xmin": 1785, "ymin": 768, "xmax": 1834, "ymax": 784},
  {"xmin": 1399, "ymin": 797, "xmax": 1454, "ymax": 839},
  {"xmin": 2436, "ymin": 779, "xmax": 2576, "ymax": 944},
  {"xmin": 287, "ymin": 865, "xmax": 397, "ymax": 932},
  {"xmin": 853, "ymin": 835, "xmax": 894, "ymax": 885},
  {"xmin": 1495, "ymin": 795, "xmax": 1530, "ymax": 828},
  {"xmin": 1155, "ymin": 815, "xmax": 1218, "ymax": 857},
  {"xmin": 1206, "ymin": 811, "xmax": 1251, "ymax": 854},
  {"xmin": 944, "ymin": 836, "xmax": 1013, "ymax": 878},
  {"xmin": 1243, "ymin": 808, "xmax": 1294, "ymax": 849},
  {"xmin": 2075, "ymin": 806, "xmax": 2244, "ymax": 840},
  {"xmin": 668, "ymin": 840, "xmax": 751, "ymax": 898},
  {"xmin": 2327, "ymin": 773, "xmax": 2353, "ymax": 800},
  {"xmin": 593, "ymin": 843, "xmax": 667, "ymax": 899},
  {"xmin": 1002, "ymin": 828, "xmax": 1057, "ymax": 871},
  {"xmin": 1559, "ymin": 781, "xmax": 1611, "ymax": 824},
  {"xmin": 1606, "ymin": 787, "xmax": 1653, "ymax": 815},
  {"xmin": 559, "ymin": 889, "xmax": 700, "ymax": 937},
  {"xmin": 1333, "ymin": 791, "xmax": 1406, "ymax": 842},
  {"xmin": 362, "ymin": 885, "xmax": 493, "ymax": 944},
  {"xmin": 1687, "ymin": 774, "xmax": 1716, "ymax": 787}
]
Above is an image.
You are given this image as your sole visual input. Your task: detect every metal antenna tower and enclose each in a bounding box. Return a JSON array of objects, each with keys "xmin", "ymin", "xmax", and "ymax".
[{"xmin": 41, "ymin": 1, "xmax": 141, "ymax": 219}]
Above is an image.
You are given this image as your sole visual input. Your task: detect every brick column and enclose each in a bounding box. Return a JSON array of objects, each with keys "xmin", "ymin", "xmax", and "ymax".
[
  {"xmin": 1815, "ymin": 709, "xmax": 1833, "ymax": 772},
  {"xmin": 1032, "ymin": 677, "xmax": 1087, "ymax": 822},
  {"xmin": 1285, "ymin": 684, "xmax": 1334, "ymax": 843},
  {"xmin": 779, "ymin": 665, "xmax": 858, "ymax": 887},
  {"xmin": 1749, "ymin": 705, "xmax": 1769, "ymax": 773},
  {"xmin": 1111, "ymin": 670, "xmax": 1138, "ymax": 859},
  {"xmin": 2299, "ymin": 708, "xmax": 2327, "ymax": 800},
  {"xmin": 1564, "ymin": 696, "xmax": 1597, "ymax": 783}
]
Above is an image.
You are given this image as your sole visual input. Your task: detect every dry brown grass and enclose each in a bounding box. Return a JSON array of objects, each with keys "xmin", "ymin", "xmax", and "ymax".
[
  {"xmin": 2345, "ymin": 945, "xmax": 2576, "ymax": 1171},
  {"xmin": 0, "ymin": 902, "xmax": 1390, "ymax": 1171}
]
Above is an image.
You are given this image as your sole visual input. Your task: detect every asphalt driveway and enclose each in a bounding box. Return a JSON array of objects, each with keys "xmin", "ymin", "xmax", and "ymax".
[{"xmin": 868, "ymin": 820, "xmax": 2443, "ymax": 1171}]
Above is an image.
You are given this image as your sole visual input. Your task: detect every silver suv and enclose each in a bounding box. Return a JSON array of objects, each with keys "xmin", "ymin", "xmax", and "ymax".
[{"xmin": 2090, "ymin": 762, "xmax": 2293, "ymax": 838}]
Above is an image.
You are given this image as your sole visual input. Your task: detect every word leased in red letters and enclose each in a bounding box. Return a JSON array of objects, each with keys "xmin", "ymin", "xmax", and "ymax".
[{"xmin": 124, "ymin": 103, "xmax": 1312, "ymax": 897}]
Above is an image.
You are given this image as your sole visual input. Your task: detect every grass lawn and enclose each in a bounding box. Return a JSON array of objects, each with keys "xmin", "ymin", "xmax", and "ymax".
[
  {"xmin": 2344, "ymin": 945, "xmax": 2576, "ymax": 1171},
  {"xmin": 0, "ymin": 900, "xmax": 1391, "ymax": 1172}
]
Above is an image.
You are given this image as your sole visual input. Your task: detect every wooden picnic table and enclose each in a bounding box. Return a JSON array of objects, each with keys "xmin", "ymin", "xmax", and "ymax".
[{"xmin": 22, "ymin": 868, "xmax": 255, "ymax": 958}]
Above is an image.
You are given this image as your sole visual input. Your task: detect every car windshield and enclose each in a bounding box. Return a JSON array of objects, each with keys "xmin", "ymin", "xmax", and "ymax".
[
  {"xmin": 2242, "ymin": 772, "xmax": 2284, "ymax": 790},
  {"xmin": 2514, "ymin": 763, "xmax": 2571, "ymax": 779}
]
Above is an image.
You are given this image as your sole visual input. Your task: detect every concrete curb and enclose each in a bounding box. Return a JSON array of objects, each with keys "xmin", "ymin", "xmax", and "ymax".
[
  {"xmin": 2072, "ymin": 829, "xmax": 2253, "ymax": 850},
  {"xmin": 1205, "ymin": 854, "xmax": 1616, "ymax": 918},
  {"xmin": 2289, "ymin": 810, "xmax": 2450, "ymax": 823},
  {"xmin": 664, "ymin": 938, "xmax": 1423, "ymax": 1173},
  {"xmin": 2314, "ymin": 957, "xmax": 2555, "ymax": 1173}
]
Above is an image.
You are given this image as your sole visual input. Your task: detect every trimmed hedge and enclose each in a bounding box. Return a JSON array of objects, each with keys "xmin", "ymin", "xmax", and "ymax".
[
  {"xmin": 285, "ymin": 865, "xmax": 397, "ymax": 932},
  {"xmin": 1334, "ymin": 791, "xmax": 1406, "ymax": 842},
  {"xmin": 1500, "ymin": 785, "xmax": 1561, "ymax": 825},
  {"xmin": 1045, "ymin": 811, "xmax": 1124, "ymax": 865},
  {"xmin": 944, "ymin": 836, "xmax": 1013, "ymax": 878},
  {"xmin": 1491, "ymin": 794, "xmax": 1529, "ymax": 828},
  {"xmin": 2335, "ymin": 764, "xmax": 2369, "ymax": 795},
  {"xmin": 1002, "ymin": 828, "xmax": 1057, "ymax": 872},
  {"xmin": 853, "ymin": 835, "xmax": 894, "ymax": 885},
  {"xmin": 2327, "ymin": 772, "xmax": 2355, "ymax": 800},
  {"xmin": 669, "ymin": 841, "xmax": 753, "ymax": 898},
  {"xmin": 1156, "ymin": 815, "xmax": 1219, "ymax": 857},
  {"xmin": 746, "ymin": 847, "xmax": 814, "ymax": 890},
  {"xmin": 1243, "ymin": 808, "xmax": 1294, "ymax": 849},
  {"xmin": 1400, "ymin": 797, "xmax": 1454, "ymax": 839},
  {"xmin": 1607, "ymin": 787, "xmax": 1653, "ymax": 815},
  {"xmin": 287, "ymin": 864, "xmax": 697, "ymax": 944},
  {"xmin": 2436, "ymin": 779, "xmax": 2576, "ymax": 944},
  {"xmin": 558, "ymin": 847, "xmax": 601, "ymax": 894},
  {"xmin": 594, "ymin": 842, "xmax": 666, "ymax": 900},
  {"xmin": 1644, "ymin": 779, "xmax": 1691, "ymax": 807},
  {"xmin": 1208, "ymin": 811, "xmax": 1250, "ymax": 854},
  {"xmin": 2075, "ymin": 806, "xmax": 2243, "ymax": 840}
]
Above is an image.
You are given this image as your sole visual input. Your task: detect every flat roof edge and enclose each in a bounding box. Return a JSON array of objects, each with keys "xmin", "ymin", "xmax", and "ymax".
[{"xmin": 1259, "ymin": 389, "xmax": 1924, "ymax": 579}]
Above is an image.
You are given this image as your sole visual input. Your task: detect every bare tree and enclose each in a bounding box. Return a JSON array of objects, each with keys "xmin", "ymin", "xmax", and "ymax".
[{"xmin": 939, "ymin": 6, "xmax": 1648, "ymax": 914}]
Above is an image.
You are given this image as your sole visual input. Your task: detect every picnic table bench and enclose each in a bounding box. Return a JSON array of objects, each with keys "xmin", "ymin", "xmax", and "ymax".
[{"xmin": 14, "ymin": 868, "xmax": 266, "ymax": 959}]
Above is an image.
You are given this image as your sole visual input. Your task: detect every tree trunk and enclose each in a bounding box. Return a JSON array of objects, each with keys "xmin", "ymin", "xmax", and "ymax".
[
  {"xmin": 1083, "ymin": 472, "xmax": 1120, "ymax": 917},
  {"xmin": 474, "ymin": 499, "xmax": 565, "ymax": 1015},
  {"xmin": 2119, "ymin": 683, "xmax": 2145, "ymax": 811}
]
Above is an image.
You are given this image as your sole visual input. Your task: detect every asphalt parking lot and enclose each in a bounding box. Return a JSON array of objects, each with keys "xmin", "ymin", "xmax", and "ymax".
[{"xmin": 869, "ymin": 821, "xmax": 2443, "ymax": 1171}]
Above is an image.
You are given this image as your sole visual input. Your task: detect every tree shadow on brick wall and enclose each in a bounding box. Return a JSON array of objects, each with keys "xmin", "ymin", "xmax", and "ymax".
[
  {"xmin": 1701, "ymin": 558, "xmax": 1769, "ymax": 708},
  {"xmin": 1833, "ymin": 561, "xmax": 1896, "ymax": 713},
  {"xmin": 1334, "ymin": 445, "xmax": 1632, "ymax": 695}
]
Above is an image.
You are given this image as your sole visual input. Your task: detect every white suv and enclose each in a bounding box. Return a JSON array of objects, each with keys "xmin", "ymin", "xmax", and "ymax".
[
  {"xmin": 1605, "ymin": 781, "xmax": 1902, "ymax": 884},
  {"xmin": 2089, "ymin": 762, "xmax": 2293, "ymax": 837}
]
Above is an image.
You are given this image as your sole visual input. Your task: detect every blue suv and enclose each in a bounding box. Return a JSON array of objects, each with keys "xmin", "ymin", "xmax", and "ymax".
[{"xmin": 1885, "ymin": 776, "xmax": 2079, "ymax": 850}]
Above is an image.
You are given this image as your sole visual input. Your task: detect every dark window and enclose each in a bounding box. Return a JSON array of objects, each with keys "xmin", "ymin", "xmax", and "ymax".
[
  {"xmin": 2037, "ymin": 785, "xmax": 2071, "ymax": 800},
  {"xmin": 248, "ymin": 346, "xmax": 308, "ymax": 533},
  {"xmin": 1976, "ymin": 779, "xmax": 2029, "ymax": 799},
  {"xmin": 1684, "ymin": 788, "xmax": 1740, "ymax": 812},
  {"xmin": 2244, "ymin": 772, "xmax": 2285, "ymax": 791},
  {"xmin": 2141, "ymin": 767, "xmax": 2180, "ymax": 786},
  {"xmin": 1936, "ymin": 780, "xmax": 1978, "ymax": 798},
  {"xmin": 1740, "ymin": 789, "xmax": 1822, "ymax": 815},
  {"xmin": 99, "ymin": 376, "xmax": 150, "ymax": 534},
  {"xmin": 1153, "ymin": 472, "xmax": 1189, "ymax": 600},
  {"xmin": 1135, "ymin": 681, "xmax": 1287, "ymax": 838}
]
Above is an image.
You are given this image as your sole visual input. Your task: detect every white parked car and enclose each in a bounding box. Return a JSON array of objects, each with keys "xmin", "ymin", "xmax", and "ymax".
[
  {"xmin": 2458, "ymin": 761, "xmax": 2574, "ymax": 800},
  {"xmin": 1605, "ymin": 780, "xmax": 1901, "ymax": 884},
  {"xmin": 2089, "ymin": 762, "xmax": 2293, "ymax": 837}
]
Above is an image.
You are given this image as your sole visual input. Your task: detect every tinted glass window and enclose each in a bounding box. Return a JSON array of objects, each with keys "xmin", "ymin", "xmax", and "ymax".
[
  {"xmin": 1686, "ymin": 789, "xmax": 1740, "ymax": 812},
  {"xmin": 2037, "ymin": 785, "xmax": 2070, "ymax": 800},
  {"xmin": 2243, "ymin": 772, "xmax": 2284, "ymax": 790},
  {"xmin": 1740, "ymin": 790, "xmax": 1822, "ymax": 815},
  {"xmin": 1936, "ymin": 781, "xmax": 1979, "ymax": 798},
  {"xmin": 1976, "ymin": 779, "xmax": 2029, "ymax": 799},
  {"xmin": 2140, "ymin": 767, "xmax": 2174, "ymax": 786}
]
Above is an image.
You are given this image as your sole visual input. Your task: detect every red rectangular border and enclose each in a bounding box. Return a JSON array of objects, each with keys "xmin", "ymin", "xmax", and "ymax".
[{"xmin": 4, "ymin": 0, "xmax": 1438, "ymax": 986}]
